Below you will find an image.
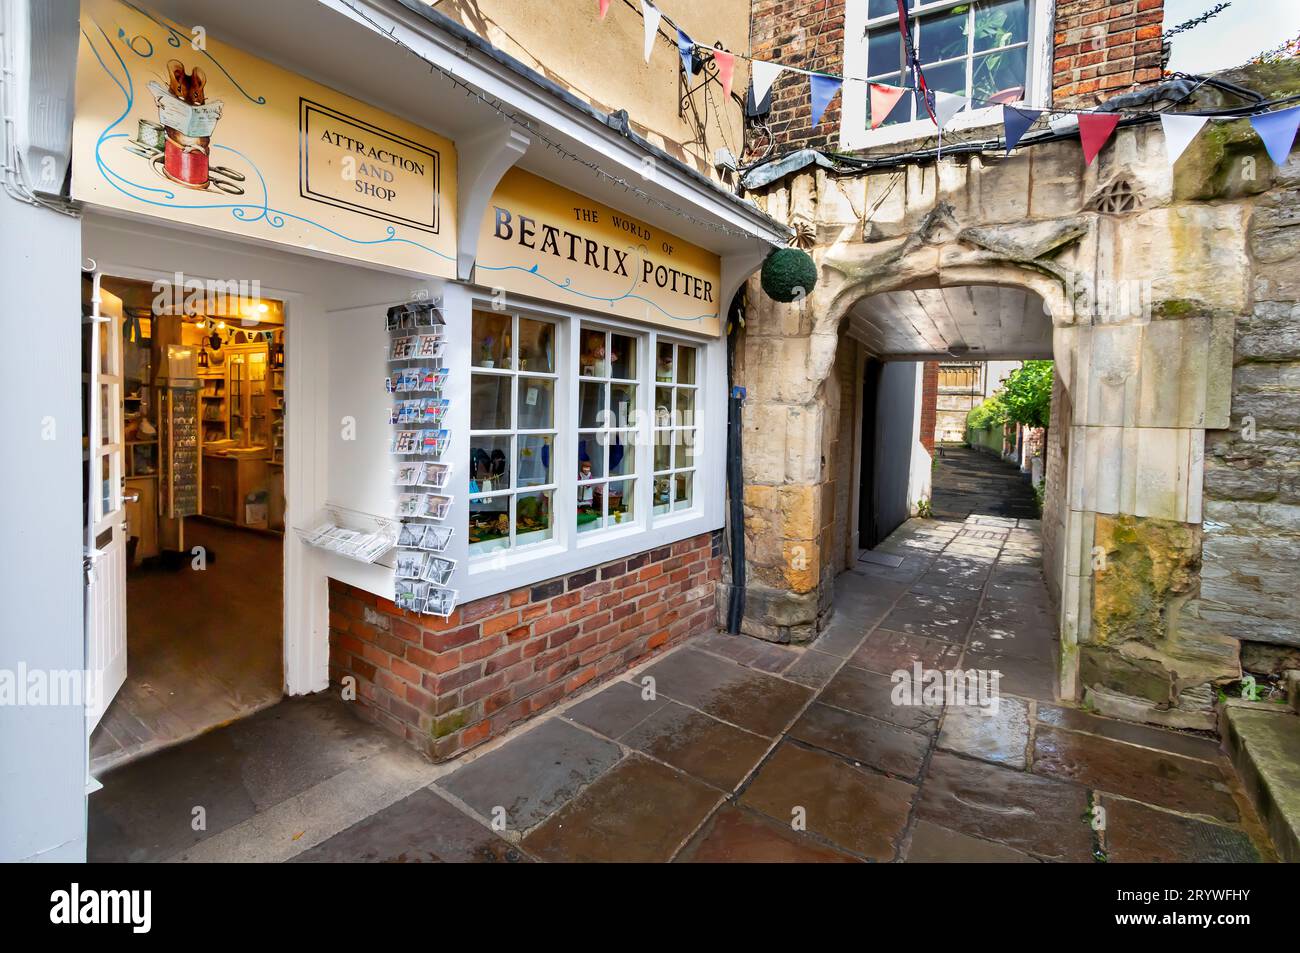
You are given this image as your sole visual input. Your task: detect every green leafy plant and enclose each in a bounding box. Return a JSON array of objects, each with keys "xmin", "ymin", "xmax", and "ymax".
[
  {"xmin": 1000, "ymin": 360, "xmax": 1053, "ymax": 430},
  {"xmin": 916, "ymin": 497, "xmax": 933, "ymax": 518}
]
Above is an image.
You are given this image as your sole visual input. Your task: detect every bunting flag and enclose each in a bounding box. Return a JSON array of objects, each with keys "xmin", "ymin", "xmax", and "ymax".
[
  {"xmin": 677, "ymin": 29, "xmax": 694, "ymax": 77},
  {"xmin": 598, "ymin": 0, "xmax": 609, "ymax": 20},
  {"xmin": 869, "ymin": 83, "xmax": 907, "ymax": 129},
  {"xmin": 933, "ymin": 91, "xmax": 969, "ymax": 129},
  {"xmin": 1251, "ymin": 104, "xmax": 1300, "ymax": 166},
  {"xmin": 1160, "ymin": 113, "xmax": 1209, "ymax": 167},
  {"xmin": 713, "ymin": 50, "xmax": 735, "ymax": 100},
  {"xmin": 750, "ymin": 59, "xmax": 784, "ymax": 105},
  {"xmin": 1003, "ymin": 105, "xmax": 1042, "ymax": 153},
  {"xmin": 809, "ymin": 73, "xmax": 843, "ymax": 127},
  {"xmin": 640, "ymin": 0, "xmax": 660, "ymax": 63},
  {"xmin": 1079, "ymin": 112, "xmax": 1121, "ymax": 166}
]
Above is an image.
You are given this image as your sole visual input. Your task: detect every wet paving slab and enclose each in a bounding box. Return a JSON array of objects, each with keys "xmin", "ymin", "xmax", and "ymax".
[{"xmin": 87, "ymin": 449, "xmax": 1278, "ymax": 863}]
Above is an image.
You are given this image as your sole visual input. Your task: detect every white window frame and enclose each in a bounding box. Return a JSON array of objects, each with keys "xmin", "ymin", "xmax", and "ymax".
[
  {"xmin": 840, "ymin": 0, "xmax": 1055, "ymax": 151},
  {"xmin": 651, "ymin": 337, "xmax": 701, "ymax": 518},
  {"xmin": 463, "ymin": 293, "xmax": 722, "ymax": 597},
  {"xmin": 468, "ymin": 308, "xmax": 563, "ymax": 558},
  {"xmin": 575, "ymin": 321, "xmax": 646, "ymax": 539}
]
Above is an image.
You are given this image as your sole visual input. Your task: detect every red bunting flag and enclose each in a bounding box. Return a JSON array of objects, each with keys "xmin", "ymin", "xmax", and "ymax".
[
  {"xmin": 869, "ymin": 83, "xmax": 907, "ymax": 129},
  {"xmin": 597, "ymin": 0, "xmax": 609, "ymax": 19},
  {"xmin": 1079, "ymin": 112, "xmax": 1121, "ymax": 166},
  {"xmin": 713, "ymin": 50, "xmax": 735, "ymax": 100}
]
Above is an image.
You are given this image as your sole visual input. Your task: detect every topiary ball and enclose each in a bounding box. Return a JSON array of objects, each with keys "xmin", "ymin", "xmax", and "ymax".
[{"xmin": 760, "ymin": 247, "xmax": 818, "ymax": 303}]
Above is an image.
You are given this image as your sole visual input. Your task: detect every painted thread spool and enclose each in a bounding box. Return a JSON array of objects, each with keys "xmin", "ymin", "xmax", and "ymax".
[{"xmin": 164, "ymin": 134, "xmax": 209, "ymax": 187}]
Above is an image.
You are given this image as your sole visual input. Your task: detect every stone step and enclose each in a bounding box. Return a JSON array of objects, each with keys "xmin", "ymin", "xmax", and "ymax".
[{"xmin": 1221, "ymin": 701, "xmax": 1300, "ymax": 863}]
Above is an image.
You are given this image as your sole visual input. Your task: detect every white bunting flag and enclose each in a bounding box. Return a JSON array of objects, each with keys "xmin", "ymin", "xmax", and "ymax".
[
  {"xmin": 641, "ymin": 0, "xmax": 661, "ymax": 63},
  {"xmin": 1160, "ymin": 113, "xmax": 1209, "ymax": 167},
  {"xmin": 933, "ymin": 91, "xmax": 970, "ymax": 129},
  {"xmin": 750, "ymin": 59, "xmax": 784, "ymax": 105}
]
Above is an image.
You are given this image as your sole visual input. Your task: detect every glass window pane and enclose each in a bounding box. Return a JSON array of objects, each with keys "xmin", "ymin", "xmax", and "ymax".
[
  {"xmin": 975, "ymin": 0, "xmax": 1028, "ymax": 53},
  {"xmin": 608, "ymin": 433, "xmax": 635, "ymax": 477},
  {"xmin": 654, "ymin": 438, "xmax": 671, "ymax": 473},
  {"xmin": 469, "ymin": 434, "xmax": 511, "ymax": 493},
  {"xmin": 578, "ymin": 434, "xmax": 605, "ymax": 480},
  {"xmin": 514, "ymin": 490, "xmax": 553, "ymax": 547},
  {"xmin": 653, "ymin": 474, "xmax": 671, "ymax": 514},
  {"xmin": 655, "ymin": 387, "xmax": 673, "ymax": 428},
  {"xmin": 517, "ymin": 376, "xmax": 554, "ymax": 430},
  {"xmin": 604, "ymin": 479, "xmax": 634, "ymax": 526},
  {"xmin": 673, "ymin": 471, "xmax": 694, "ymax": 511},
  {"xmin": 579, "ymin": 327, "xmax": 607, "ymax": 377},
  {"xmin": 926, "ymin": 59, "xmax": 968, "ymax": 97},
  {"xmin": 919, "ymin": 8, "xmax": 969, "ymax": 65},
  {"xmin": 868, "ymin": 0, "xmax": 898, "ymax": 20},
  {"xmin": 655, "ymin": 341, "xmax": 674, "ymax": 382},
  {"xmin": 676, "ymin": 345, "xmax": 696, "ymax": 385},
  {"xmin": 867, "ymin": 27, "xmax": 902, "ymax": 78},
  {"xmin": 609, "ymin": 383, "xmax": 637, "ymax": 428},
  {"xmin": 973, "ymin": 44, "xmax": 1027, "ymax": 104},
  {"xmin": 872, "ymin": 83, "xmax": 914, "ymax": 127},
  {"xmin": 469, "ymin": 493, "xmax": 510, "ymax": 554},
  {"xmin": 470, "ymin": 374, "xmax": 511, "ymax": 430},
  {"xmin": 610, "ymin": 334, "xmax": 636, "ymax": 380},
  {"xmin": 517, "ymin": 318, "xmax": 555, "ymax": 373},
  {"xmin": 579, "ymin": 381, "xmax": 607, "ymax": 429},
  {"xmin": 675, "ymin": 387, "xmax": 696, "ymax": 427},
  {"xmin": 675, "ymin": 431, "xmax": 697, "ymax": 468},
  {"xmin": 472, "ymin": 310, "xmax": 510, "ymax": 368},
  {"xmin": 517, "ymin": 434, "xmax": 552, "ymax": 488},
  {"xmin": 577, "ymin": 479, "xmax": 603, "ymax": 532}
]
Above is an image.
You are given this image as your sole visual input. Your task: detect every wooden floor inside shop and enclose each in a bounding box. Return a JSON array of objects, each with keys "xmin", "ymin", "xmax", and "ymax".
[{"xmin": 90, "ymin": 519, "xmax": 284, "ymax": 776}]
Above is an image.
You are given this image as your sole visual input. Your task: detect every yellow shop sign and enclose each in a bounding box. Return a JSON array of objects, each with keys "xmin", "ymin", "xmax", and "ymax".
[
  {"xmin": 73, "ymin": 0, "xmax": 457, "ymax": 277},
  {"xmin": 478, "ymin": 168, "xmax": 722, "ymax": 336}
]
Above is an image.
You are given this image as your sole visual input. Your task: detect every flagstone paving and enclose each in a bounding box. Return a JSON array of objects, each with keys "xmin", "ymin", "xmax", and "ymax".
[{"xmin": 87, "ymin": 448, "xmax": 1278, "ymax": 863}]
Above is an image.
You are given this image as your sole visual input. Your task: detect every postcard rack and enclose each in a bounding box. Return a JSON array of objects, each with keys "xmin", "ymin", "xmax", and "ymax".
[
  {"xmin": 295, "ymin": 506, "xmax": 399, "ymax": 565},
  {"xmin": 387, "ymin": 299, "xmax": 458, "ymax": 620}
]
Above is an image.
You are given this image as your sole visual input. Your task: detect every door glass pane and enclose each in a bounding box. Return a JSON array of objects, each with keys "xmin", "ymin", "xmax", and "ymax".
[
  {"xmin": 517, "ymin": 377, "xmax": 554, "ymax": 430},
  {"xmin": 919, "ymin": 8, "xmax": 969, "ymax": 64},
  {"xmin": 471, "ymin": 374, "xmax": 511, "ymax": 430},
  {"xmin": 517, "ymin": 318, "xmax": 555, "ymax": 373},
  {"xmin": 517, "ymin": 434, "xmax": 553, "ymax": 487},
  {"xmin": 577, "ymin": 433, "xmax": 606, "ymax": 480},
  {"xmin": 605, "ymin": 479, "xmax": 634, "ymax": 526},
  {"xmin": 610, "ymin": 334, "xmax": 637, "ymax": 380},
  {"xmin": 469, "ymin": 434, "xmax": 511, "ymax": 493},
  {"xmin": 655, "ymin": 341, "xmax": 674, "ymax": 382},
  {"xmin": 469, "ymin": 493, "xmax": 511, "ymax": 554},
  {"xmin": 100, "ymin": 453, "xmax": 112, "ymax": 516},
  {"xmin": 514, "ymin": 490, "xmax": 553, "ymax": 547},
  {"xmin": 676, "ymin": 346, "xmax": 696, "ymax": 384},
  {"xmin": 100, "ymin": 384, "xmax": 112, "ymax": 446},
  {"xmin": 975, "ymin": 0, "xmax": 1028, "ymax": 52},
  {"xmin": 579, "ymin": 381, "xmax": 606, "ymax": 429},
  {"xmin": 472, "ymin": 311, "xmax": 511, "ymax": 368}
]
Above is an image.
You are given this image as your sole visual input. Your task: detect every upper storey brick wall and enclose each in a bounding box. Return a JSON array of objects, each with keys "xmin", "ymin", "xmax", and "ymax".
[
  {"xmin": 1053, "ymin": 0, "xmax": 1165, "ymax": 107},
  {"xmin": 745, "ymin": 0, "xmax": 1165, "ymax": 158}
]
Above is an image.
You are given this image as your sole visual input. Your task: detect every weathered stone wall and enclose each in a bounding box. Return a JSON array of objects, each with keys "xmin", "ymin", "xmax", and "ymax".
[{"xmin": 735, "ymin": 60, "xmax": 1300, "ymax": 720}]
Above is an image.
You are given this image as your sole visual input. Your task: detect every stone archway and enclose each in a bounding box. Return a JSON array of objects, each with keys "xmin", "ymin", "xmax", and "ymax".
[{"xmin": 731, "ymin": 123, "xmax": 1264, "ymax": 726}]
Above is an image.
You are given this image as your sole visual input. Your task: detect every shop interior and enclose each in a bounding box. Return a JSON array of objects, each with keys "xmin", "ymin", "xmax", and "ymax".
[{"xmin": 88, "ymin": 275, "xmax": 286, "ymax": 774}]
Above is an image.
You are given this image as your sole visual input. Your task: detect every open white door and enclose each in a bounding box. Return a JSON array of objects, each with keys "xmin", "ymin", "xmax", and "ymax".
[{"xmin": 84, "ymin": 272, "xmax": 128, "ymax": 732}]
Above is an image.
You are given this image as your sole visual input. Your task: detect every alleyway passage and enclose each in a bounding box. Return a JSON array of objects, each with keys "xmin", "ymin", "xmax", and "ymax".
[
  {"xmin": 89, "ymin": 497, "xmax": 1275, "ymax": 861},
  {"xmin": 931, "ymin": 444, "xmax": 1039, "ymax": 522}
]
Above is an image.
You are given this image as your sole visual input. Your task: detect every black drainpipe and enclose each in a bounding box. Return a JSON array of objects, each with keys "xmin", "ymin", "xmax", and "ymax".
[{"xmin": 725, "ymin": 291, "xmax": 746, "ymax": 635}]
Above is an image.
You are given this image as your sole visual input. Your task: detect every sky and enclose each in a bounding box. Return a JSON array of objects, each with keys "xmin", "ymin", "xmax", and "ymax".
[{"xmin": 1164, "ymin": 0, "xmax": 1300, "ymax": 74}]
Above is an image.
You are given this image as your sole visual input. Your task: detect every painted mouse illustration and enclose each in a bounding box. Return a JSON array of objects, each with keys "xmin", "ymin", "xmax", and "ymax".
[{"xmin": 165, "ymin": 59, "xmax": 206, "ymax": 105}]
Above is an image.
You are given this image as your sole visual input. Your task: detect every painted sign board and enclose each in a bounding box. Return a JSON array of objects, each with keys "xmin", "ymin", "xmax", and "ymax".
[
  {"xmin": 477, "ymin": 168, "xmax": 722, "ymax": 336},
  {"xmin": 73, "ymin": 0, "xmax": 457, "ymax": 278}
]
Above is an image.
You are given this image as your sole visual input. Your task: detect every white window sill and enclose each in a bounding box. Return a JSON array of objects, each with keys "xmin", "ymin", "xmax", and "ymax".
[{"xmin": 839, "ymin": 104, "xmax": 1006, "ymax": 152}]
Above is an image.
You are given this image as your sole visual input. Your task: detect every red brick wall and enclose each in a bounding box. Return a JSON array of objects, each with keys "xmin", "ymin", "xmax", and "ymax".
[
  {"xmin": 1053, "ymin": 0, "xmax": 1165, "ymax": 107},
  {"xmin": 748, "ymin": 0, "xmax": 848, "ymax": 158},
  {"xmin": 746, "ymin": 0, "xmax": 1165, "ymax": 156},
  {"xmin": 328, "ymin": 531, "xmax": 722, "ymax": 761},
  {"xmin": 919, "ymin": 361, "xmax": 938, "ymax": 455}
]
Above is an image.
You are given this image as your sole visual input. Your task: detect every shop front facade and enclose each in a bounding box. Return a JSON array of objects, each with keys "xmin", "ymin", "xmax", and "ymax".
[{"xmin": 0, "ymin": 0, "xmax": 784, "ymax": 861}]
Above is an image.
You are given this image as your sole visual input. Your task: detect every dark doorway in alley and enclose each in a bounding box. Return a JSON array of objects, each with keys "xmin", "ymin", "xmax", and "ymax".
[{"xmin": 86, "ymin": 274, "xmax": 286, "ymax": 776}]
